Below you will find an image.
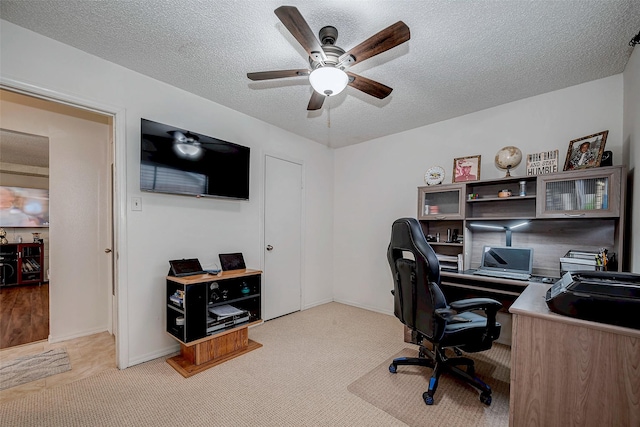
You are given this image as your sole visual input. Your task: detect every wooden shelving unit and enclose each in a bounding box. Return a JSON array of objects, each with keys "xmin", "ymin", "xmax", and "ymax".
[
  {"xmin": 0, "ymin": 242, "xmax": 44, "ymax": 286},
  {"xmin": 165, "ymin": 269, "xmax": 263, "ymax": 377},
  {"xmin": 417, "ymin": 165, "xmax": 626, "ymax": 278}
]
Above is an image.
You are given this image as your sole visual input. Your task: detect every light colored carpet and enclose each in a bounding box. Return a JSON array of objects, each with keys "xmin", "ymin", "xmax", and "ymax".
[
  {"xmin": 0, "ymin": 303, "xmax": 510, "ymax": 426},
  {"xmin": 348, "ymin": 345, "xmax": 510, "ymax": 427},
  {"xmin": 0, "ymin": 348, "xmax": 71, "ymax": 391}
]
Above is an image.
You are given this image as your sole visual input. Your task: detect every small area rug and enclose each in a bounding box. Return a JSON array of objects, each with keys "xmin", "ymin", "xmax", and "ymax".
[
  {"xmin": 0, "ymin": 348, "xmax": 71, "ymax": 390},
  {"xmin": 348, "ymin": 344, "xmax": 510, "ymax": 427}
]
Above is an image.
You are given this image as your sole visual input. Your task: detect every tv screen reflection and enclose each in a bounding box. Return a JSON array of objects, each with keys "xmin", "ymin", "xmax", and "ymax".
[{"xmin": 0, "ymin": 186, "xmax": 49, "ymax": 227}]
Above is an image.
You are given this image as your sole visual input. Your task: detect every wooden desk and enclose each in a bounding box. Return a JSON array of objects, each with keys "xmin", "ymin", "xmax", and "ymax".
[
  {"xmin": 440, "ymin": 271, "xmax": 530, "ymax": 306},
  {"xmin": 509, "ymin": 283, "xmax": 640, "ymax": 426}
]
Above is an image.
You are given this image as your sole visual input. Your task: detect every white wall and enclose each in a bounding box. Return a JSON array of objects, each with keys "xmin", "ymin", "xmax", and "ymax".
[
  {"xmin": 2, "ymin": 18, "xmax": 635, "ymax": 365},
  {"xmin": 1, "ymin": 21, "xmax": 334, "ymax": 366},
  {"xmin": 624, "ymin": 46, "xmax": 639, "ymax": 272},
  {"xmin": 333, "ymin": 75, "xmax": 625, "ymax": 314},
  {"xmin": 0, "ymin": 91, "xmax": 111, "ymax": 341}
]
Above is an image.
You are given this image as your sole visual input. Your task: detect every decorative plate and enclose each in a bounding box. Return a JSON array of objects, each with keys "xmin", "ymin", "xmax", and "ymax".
[{"xmin": 425, "ymin": 166, "xmax": 445, "ymax": 185}]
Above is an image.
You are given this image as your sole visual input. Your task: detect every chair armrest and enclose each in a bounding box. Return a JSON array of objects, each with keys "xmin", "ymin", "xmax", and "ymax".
[
  {"xmin": 449, "ymin": 298, "xmax": 502, "ymax": 313},
  {"xmin": 450, "ymin": 298, "xmax": 502, "ymax": 341},
  {"xmin": 435, "ymin": 298, "xmax": 501, "ymax": 321}
]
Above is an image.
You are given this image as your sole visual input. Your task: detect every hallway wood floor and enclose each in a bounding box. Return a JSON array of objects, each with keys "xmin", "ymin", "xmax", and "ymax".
[
  {"xmin": 0, "ymin": 283, "xmax": 49, "ymax": 350},
  {"xmin": 0, "ymin": 331, "xmax": 116, "ymax": 403},
  {"xmin": 0, "ymin": 283, "xmax": 116, "ymax": 402}
]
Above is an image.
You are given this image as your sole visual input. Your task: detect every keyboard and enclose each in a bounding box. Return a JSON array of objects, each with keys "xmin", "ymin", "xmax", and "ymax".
[{"xmin": 472, "ymin": 269, "xmax": 531, "ymax": 281}]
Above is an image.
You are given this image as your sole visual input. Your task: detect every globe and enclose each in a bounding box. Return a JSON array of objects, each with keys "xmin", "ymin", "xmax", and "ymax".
[{"xmin": 495, "ymin": 146, "xmax": 522, "ymax": 177}]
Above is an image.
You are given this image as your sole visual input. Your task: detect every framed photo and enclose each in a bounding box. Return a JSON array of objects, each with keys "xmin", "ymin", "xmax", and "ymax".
[
  {"xmin": 563, "ymin": 131, "xmax": 608, "ymax": 171},
  {"xmin": 453, "ymin": 155, "xmax": 481, "ymax": 183}
]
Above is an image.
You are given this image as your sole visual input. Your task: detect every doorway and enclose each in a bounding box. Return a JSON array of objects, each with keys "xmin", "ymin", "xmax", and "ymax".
[
  {"xmin": 0, "ymin": 89, "xmax": 114, "ymax": 350},
  {"xmin": 263, "ymin": 155, "xmax": 303, "ymax": 320},
  {"xmin": 0, "ymin": 128, "xmax": 50, "ymax": 349}
]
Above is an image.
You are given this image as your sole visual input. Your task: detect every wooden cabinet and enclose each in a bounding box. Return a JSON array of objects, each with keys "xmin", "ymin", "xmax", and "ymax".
[
  {"xmin": 165, "ymin": 269, "xmax": 263, "ymax": 377},
  {"xmin": 417, "ymin": 166, "xmax": 626, "ymax": 276},
  {"xmin": 418, "ymin": 184, "xmax": 465, "ymax": 219},
  {"xmin": 536, "ymin": 166, "xmax": 623, "ymax": 218},
  {"xmin": 0, "ymin": 242, "xmax": 44, "ymax": 286},
  {"xmin": 417, "ymin": 184, "xmax": 465, "ymax": 271},
  {"xmin": 509, "ymin": 284, "xmax": 640, "ymax": 426}
]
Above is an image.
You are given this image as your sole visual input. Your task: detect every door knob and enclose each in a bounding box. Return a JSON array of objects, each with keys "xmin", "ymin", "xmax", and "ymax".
[
  {"xmin": 266, "ymin": 245, "xmax": 273, "ymax": 251},
  {"xmin": 104, "ymin": 248, "xmax": 112, "ymax": 253}
]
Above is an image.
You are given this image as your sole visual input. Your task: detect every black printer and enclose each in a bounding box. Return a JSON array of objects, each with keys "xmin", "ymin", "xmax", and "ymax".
[{"xmin": 546, "ymin": 271, "xmax": 640, "ymax": 329}]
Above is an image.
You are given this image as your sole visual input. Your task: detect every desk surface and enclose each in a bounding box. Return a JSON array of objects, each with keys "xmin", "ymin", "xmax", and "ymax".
[
  {"xmin": 167, "ymin": 268, "xmax": 262, "ymax": 285},
  {"xmin": 441, "ymin": 270, "xmax": 534, "ymax": 287},
  {"xmin": 510, "ymin": 282, "xmax": 640, "ymax": 339}
]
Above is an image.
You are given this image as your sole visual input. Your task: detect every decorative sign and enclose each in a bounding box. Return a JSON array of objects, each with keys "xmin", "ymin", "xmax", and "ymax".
[{"xmin": 526, "ymin": 150, "xmax": 559, "ymax": 175}]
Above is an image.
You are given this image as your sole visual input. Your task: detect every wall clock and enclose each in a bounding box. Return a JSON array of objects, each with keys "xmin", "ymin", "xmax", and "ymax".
[{"xmin": 425, "ymin": 166, "xmax": 445, "ymax": 185}]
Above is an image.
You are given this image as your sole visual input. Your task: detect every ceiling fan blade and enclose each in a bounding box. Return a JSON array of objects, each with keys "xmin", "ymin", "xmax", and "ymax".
[
  {"xmin": 307, "ymin": 91, "xmax": 325, "ymax": 110},
  {"xmin": 339, "ymin": 21, "xmax": 410, "ymax": 68},
  {"xmin": 247, "ymin": 69, "xmax": 310, "ymax": 81},
  {"xmin": 275, "ymin": 6, "xmax": 327, "ymax": 63},
  {"xmin": 346, "ymin": 72, "xmax": 393, "ymax": 99}
]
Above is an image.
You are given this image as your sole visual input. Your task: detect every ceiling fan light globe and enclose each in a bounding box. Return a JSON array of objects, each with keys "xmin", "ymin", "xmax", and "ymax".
[
  {"xmin": 174, "ymin": 142, "xmax": 203, "ymax": 160},
  {"xmin": 309, "ymin": 67, "xmax": 348, "ymax": 96}
]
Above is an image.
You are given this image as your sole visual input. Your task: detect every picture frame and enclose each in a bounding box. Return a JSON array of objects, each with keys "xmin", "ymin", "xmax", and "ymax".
[
  {"xmin": 525, "ymin": 150, "xmax": 559, "ymax": 175},
  {"xmin": 563, "ymin": 131, "xmax": 608, "ymax": 171},
  {"xmin": 453, "ymin": 155, "xmax": 481, "ymax": 182}
]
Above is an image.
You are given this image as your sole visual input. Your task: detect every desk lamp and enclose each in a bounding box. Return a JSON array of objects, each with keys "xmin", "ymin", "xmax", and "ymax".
[{"xmin": 469, "ymin": 221, "xmax": 530, "ymax": 246}]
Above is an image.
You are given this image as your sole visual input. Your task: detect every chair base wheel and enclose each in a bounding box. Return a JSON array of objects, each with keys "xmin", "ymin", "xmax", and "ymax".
[
  {"xmin": 423, "ymin": 392, "xmax": 434, "ymax": 405},
  {"xmin": 389, "ymin": 364, "xmax": 397, "ymax": 373},
  {"xmin": 480, "ymin": 392, "xmax": 492, "ymax": 406}
]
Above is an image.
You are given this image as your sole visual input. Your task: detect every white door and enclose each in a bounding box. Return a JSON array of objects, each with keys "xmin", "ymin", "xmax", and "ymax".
[
  {"xmin": 107, "ymin": 162, "xmax": 115, "ymax": 335},
  {"xmin": 264, "ymin": 155, "xmax": 302, "ymax": 320}
]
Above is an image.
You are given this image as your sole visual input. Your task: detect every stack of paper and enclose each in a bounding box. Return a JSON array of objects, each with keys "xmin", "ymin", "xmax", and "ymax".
[
  {"xmin": 436, "ymin": 254, "xmax": 459, "ymax": 272},
  {"xmin": 209, "ymin": 304, "xmax": 246, "ymax": 319}
]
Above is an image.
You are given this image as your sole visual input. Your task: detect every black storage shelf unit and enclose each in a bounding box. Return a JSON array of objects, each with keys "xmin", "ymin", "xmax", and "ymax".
[
  {"xmin": 0, "ymin": 242, "xmax": 44, "ymax": 286},
  {"xmin": 166, "ymin": 270, "xmax": 262, "ymax": 344}
]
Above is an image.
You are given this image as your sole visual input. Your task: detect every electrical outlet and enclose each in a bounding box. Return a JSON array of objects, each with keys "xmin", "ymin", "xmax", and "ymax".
[{"xmin": 132, "ymin": 197, "xmax": 142, "ymax": 211}]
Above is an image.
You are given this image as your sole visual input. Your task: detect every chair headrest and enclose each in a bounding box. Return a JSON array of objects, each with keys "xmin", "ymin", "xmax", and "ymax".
[{"xmin": 389, "ymin": 217, "xmax": 440, "ymax": 283}]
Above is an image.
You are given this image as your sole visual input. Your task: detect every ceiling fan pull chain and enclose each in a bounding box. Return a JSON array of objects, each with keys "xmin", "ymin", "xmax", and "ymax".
[{"xmin": 327, "ymin": 98, "xmax": 332, "ymax": 147}]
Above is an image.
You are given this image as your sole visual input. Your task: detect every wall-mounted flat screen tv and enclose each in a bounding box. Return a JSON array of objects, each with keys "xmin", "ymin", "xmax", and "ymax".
[
  {"xmin": 0, "ymin": 186, "xmax": 49, "ymax": 227},
  {"xmin": 140, "ymin": 119, "xmax": 250, "ymax": 200}
]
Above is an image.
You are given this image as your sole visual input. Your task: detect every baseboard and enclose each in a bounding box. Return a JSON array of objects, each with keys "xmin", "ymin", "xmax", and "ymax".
[
  {"xmin": 331, "ymin": 298, "xmax": 394, "ymax": 317},
  {"xmin": 48, "ymin": 326, "xmax": 109, "ymax": 343},
  {"xmin": 303, "ymin": 297, "xmax": 334, "ymax": 310},
  {"xmin": 128, "ymin": 344, "xmax": 179, "ymax": 367}
]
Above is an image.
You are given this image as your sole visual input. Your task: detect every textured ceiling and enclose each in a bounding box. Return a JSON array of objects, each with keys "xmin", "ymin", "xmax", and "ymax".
[
  {"xmin": 0, "ymin": 129, "xmax": 49, "ymax": 168},
  {"xmin": 1, "ymin": 1, "xmax": 638, "ymax": 148}
]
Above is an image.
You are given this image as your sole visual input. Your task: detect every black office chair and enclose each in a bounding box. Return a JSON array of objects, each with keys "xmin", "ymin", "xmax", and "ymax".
[{"xmin": 387, "ymin": 218, "xmax": 502, "ymax": 406}]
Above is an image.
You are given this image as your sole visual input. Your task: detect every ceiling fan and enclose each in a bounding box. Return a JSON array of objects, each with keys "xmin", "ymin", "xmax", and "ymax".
[
  {"xmin": 247, "ymin": 6, "xmax": 410, "ymax": 111},
  {"xmin": 168, "ymin": 130, "xmax": 203, "ymax": 159}
]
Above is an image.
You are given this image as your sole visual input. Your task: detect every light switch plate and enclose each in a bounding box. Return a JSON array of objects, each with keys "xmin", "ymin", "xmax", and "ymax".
[{"xmin": 132, "ymin": 197, "xmax": 142, "ymax": 211}]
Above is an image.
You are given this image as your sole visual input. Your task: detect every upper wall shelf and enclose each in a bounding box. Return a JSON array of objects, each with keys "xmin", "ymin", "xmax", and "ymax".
[
  {"xmin": 467, "ymin": 195, "xmax": 537, "ymax": 203},
  {"xmin": 416, "ymin": 165, "xmax": 627, "ymax": 274}
]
